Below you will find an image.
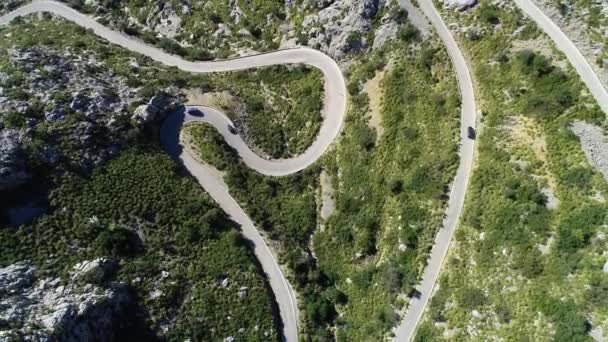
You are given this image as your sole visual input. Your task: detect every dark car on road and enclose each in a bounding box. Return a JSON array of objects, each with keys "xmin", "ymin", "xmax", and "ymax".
[
  {"xmin": 187, "ymin": 108, "xmax": 204, "ymax": 117},
  {"xmin": 467, "ymin": 126, "xmax": 476, "ymax": 140},
  {"xmin": 228, "ymin": 125, "xmax": 237, "ymax": 135}
]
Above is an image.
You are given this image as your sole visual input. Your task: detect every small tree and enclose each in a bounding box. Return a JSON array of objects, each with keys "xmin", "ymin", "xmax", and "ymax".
[{"xmin": 388, "ymin": 178, "xmax": 403, "ymax": 194}]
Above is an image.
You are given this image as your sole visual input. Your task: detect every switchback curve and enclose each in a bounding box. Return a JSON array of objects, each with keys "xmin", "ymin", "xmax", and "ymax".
[{"xmin": 0, "ymin": 1, "xmax": 349, "ymax": 340}]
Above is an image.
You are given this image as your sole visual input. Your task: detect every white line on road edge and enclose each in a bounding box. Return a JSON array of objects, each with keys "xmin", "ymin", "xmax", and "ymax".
[{"xmin": 393, "ymin": 0, "xmax": 477, "ymax": 340}]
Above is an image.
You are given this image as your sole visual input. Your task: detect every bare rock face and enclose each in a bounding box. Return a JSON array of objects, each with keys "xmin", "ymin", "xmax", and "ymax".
[
  {"xmin": 570, "ymin": 120, "xmax": 608, "ymax": 181},
  {"xmin": 373, "ymin": 21, "xmax": 399, "ymax": 50},
  {"xmin": 442, "ymin": 0, "xmax": 478, "ymax": 10},
  {"xmin": 132, "ymin": 94, "xmax": 178, "ymax": 124},
  {"xmin": 0, "ymin": 129, "xmax": 29, "ymax": 191},
  {"xmin": 1, "ymin": 47, "xmax": 139, "ymax": 180},
  {"xmin": 301, "ymin": 0, "xmax": 381, "ymax": 59},
  {"xmin": 0, "ymin": 261, "xmax": 131, "ymax": 341},
  {"xmin": 71, "ymin": 258, "xmax": 118, "ymax": 284},
  {"xmin": 0, "ymin": 263, "xmax": 34, "ymax": 295},
  {"xmin": 146, "ymin": 1, "xmax": 188, "ymax": 38}
]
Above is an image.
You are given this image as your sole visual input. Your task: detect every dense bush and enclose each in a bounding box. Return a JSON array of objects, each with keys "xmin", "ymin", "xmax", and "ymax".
[
  {"xmin": 399, "ymin": 23, "xmax": 421, "ymax": 43},
  {"xmin": 479, "ymin": 4, "xmax": 500, "ymax": 25},
  {"xmin": 0, "ymin": 146, "xmax": 279, "ymax": 340},
  {"xmin": 216, "ymin": 65, "xmax": 324, "ymax": 158},
  {"xmin": 515, "ymin": 50, "xmax": 579, "ymax": 117},
  {"xmin": 556, "ymin": 204, "xmax": 606, "ymax": 255},
  {"xmin": 457, "ymin": 287, "xmax": 487, "ymax": 310}
]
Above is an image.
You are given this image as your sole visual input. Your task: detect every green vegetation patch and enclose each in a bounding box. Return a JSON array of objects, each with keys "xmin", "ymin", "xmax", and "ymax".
[
  {"xmin": 183, "ymin": 123, "xmax": 235, "ymax": 170},
  {"xmin": 0, "ymin": 145, "xmax": 278, "ymax": 340},
  {"xmin": 185, "ymin": 23, "xmax": 461, "ymax": 338},
  {"xmin": 216, "ymin": 66, "xmax": 324, "ymax": 159},
  {"xmin": 315, "ymin": 38, "xmax": 460, "ymax": 340},
  {"xmin": 416, "ymin": 3, "xmax": 608, "ymax": 341}
]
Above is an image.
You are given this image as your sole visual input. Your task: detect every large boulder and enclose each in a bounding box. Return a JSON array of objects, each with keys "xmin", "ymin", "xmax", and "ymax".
[
  {"xmin": 45, "ymin": 106, "xmax": 66, "ymax": 121},
  {"xmin": 373, "ymin": 21, "xmax": 399, "ymax": 50},
  {"xmin": 71, "ymin": 258, "xmax": 118, "ymax": 284},
  {"xmin": 132, "ymin": 94, "xmax": 177, "ymax": 124},
  {"xmin": 145, "ymin": 1, "xmax": 186, "ymax": 38},
  {"xmin": 0, "ymin": 129, "xmax": 29, "ymax": 191}
]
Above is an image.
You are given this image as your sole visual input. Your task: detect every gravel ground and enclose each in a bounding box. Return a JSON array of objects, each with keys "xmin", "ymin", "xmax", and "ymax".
[{"xmin": 570, "ymin": 120, "xmax": 608, "ymax": 181}]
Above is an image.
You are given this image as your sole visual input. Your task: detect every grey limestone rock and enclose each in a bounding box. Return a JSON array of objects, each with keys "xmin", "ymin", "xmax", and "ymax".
[
  {"xmin": 0, "ymin": 261, "xmax": 131, "ymax": 341},
  {"xmin": 0, "ymin": 129, "xmax": 28, "ymax": 191},
  {"xmin": 442, "ymin": 0, "xmax": 478, "ymax": 10}
]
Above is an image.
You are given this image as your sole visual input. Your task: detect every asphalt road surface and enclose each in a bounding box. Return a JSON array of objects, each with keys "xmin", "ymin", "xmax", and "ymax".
[{"xmin": 393, "ymin": 0, "xmax": 477, "ymax": 340}]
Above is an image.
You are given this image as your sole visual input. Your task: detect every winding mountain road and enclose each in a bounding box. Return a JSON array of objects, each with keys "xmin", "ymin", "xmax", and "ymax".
[
  {"xmin": 393, "ymin": 0, "xmax": 477, "ymax": 340},
  {"xmin": 395, "ymin": 0, "xmax": 608, "ymax": 340},
  {"xmin": 513, "ymin": 0, "xmax": 608, "ymax": 114},
  {"xmin": 0, "ymin": 1, "xmax": 348, "ymax": 340}
]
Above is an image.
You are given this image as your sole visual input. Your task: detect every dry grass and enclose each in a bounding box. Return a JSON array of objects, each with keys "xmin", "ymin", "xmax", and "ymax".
[
  {"xmin": 511, "ymin": 37, "xmax": 568, "ymax": 70},
  {"xmin": 185, "ymin": 89, "xmax": 236, "ymax": 111},
  {"xmin": 363, "ymin": 62, "xmax": 394, "ymax": 138},
  {"xmin": 503, "ymin": 115, "xmax": 560, "ymax": 206}
]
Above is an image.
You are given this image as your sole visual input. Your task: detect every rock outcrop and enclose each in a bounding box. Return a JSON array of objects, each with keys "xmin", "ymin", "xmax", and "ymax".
[
  {"xmin": 145, "ymin": 1, "xmax": 188, "ymax": 38},
  {"xmin": 570, "ymin": 120, "xmax": 608, "ymax": 181},
  {"xmin": 0, "ymin": 45, "xmax": 183, "ymax": 197},
  {"xmin": 132, "ymin": 94, "xmax": 179, "ymax": 124},
  {"xmin": 301, "ymin": 0, "xmax": 381, "ymax": 59},
  {"xmin": 0, "ymin": 260, "xmax": 131, "ymax": 341},
  {"xmin": 71, "ymin": 258, "xmax": 118, "ymax": 284},
  {"xmin": 442, "ymin": 0, "xmax": 478, "ymax": 10},
  {"xmin": 0, "ymin": 1, "xmax": 25, "ymax": 16},
  {"xmin": 373, "ymin": 21, "xmax": 399, "ymax": 50},
  {"xmin": 0, "ymin": 129, "xmax": 29, "ymax": 191},
  {"xmin": 0, "ymin": 47, "xmax": 137, "ymax": 175}
]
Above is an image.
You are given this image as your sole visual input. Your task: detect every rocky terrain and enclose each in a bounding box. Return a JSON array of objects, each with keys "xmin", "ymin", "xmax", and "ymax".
[
  {"xmin": 531, "ymin": 0, "xmax": 608, "ymax": 90},
  {"xmin": 292, "ymin": 0, "xmax": 394, "ymax": 59},
  {"xmin": 0, "ymin": 1, "xmax": 25, "ymax": 16},
  {"xmin": 0, "ymin": 45, "xmax": 178, "ymax": 193},
  {"xmin": 0, "ymin": 129, "xmax": 28, "ymax": 192},
  {"xmin": 60, "ymin": 0, "xmax": 402, "ymax": 61},
  {"xmin": 0, "ymin": 1, "xmax": 435, "ymax": 340},
  {"xmin": 441, "ymin": 0, "xmax": 478, "ymax": 11},
  {"xmin": 0, "ymin": 259, "xmax": 133, "ymax": 341},
  {"xmin": 570, "ymin": 120, "xmax": 608, "ymax": 181}
]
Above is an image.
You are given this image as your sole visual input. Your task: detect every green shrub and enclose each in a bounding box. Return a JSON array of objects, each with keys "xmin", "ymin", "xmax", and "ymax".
[
  {"xmin": 398, "ymin": 23, "xmax": 421, "ymax": 43},
  {"xmin": 388, "ymin": 178, "xmax": 403, "ymax": 194},
  {"xmin": 458, "ymin": 287, "xmax": 487, "ymax": 310},
  {"xmin": 479, "ymin": 4, "xmax": 500, "ymax": 25}
]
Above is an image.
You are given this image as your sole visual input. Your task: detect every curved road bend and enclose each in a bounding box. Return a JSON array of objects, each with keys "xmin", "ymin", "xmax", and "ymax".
[
  {"xmin": 0, "ymin": 1, "xmax": 348, "ymax": 176},
  {"xmin": 513, "ymin": 0, "xmax": 608, "ymax": 114},
  {"xmin": 0, "ymin": 1, "xmax": 349, "ymax": 340},
  {"xmin": 394, "ymin": 0, "xmax": 476, "ymax": 340}
]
